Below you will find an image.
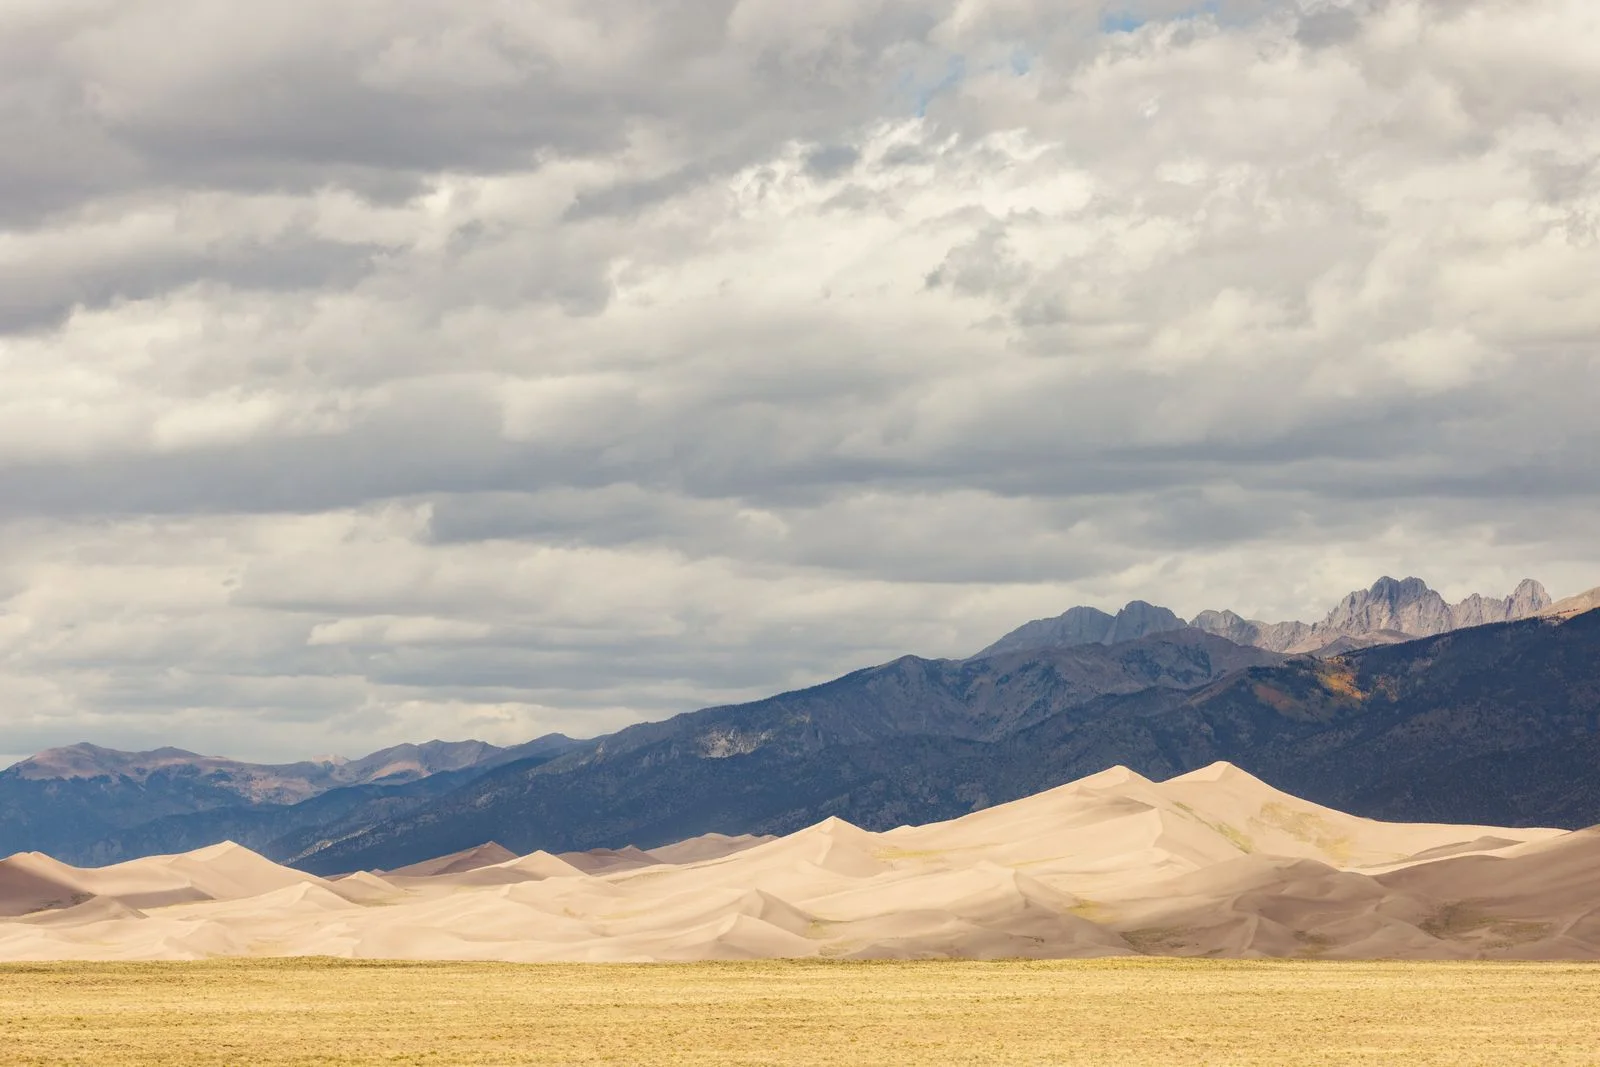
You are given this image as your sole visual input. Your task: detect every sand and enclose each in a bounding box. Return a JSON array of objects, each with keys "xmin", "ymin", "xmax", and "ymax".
[
  {"xmin": 1, "ymin": 762, "xmax": 1594, "ymax": 962},
  {"xmin": 4, "ymin": 958, "xmax": 1600, "ymax": 1066}
]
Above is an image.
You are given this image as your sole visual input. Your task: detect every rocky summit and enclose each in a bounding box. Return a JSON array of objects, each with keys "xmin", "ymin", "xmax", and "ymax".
[
  {"xmin": 978, "ymin": 600, "xmax": 1188, "ymax": 657},
  {"xmin": 983, "ymin": 576, "xmax": 1554, "ymax": 658}
]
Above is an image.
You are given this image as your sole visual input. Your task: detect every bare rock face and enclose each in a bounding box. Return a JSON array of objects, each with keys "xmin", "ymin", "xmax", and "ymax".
[
  {"xmin": 1252, "ymin": 619, "xmax": 1316, "ymax": 652},
  {"xmin": 1103, "ymin": 601, "xmax": 1187, "ymax": 645},
  {"xmin": 1301, "ymin": 576, "xmax": 1552, "ymax": 650},
  {"xmin": 1446, "ymin": 579, "xmax": 1551, "ymax": 628},
  {"xmin": 1189, "ymin": 611, "xmax": 1312, "ymax": 653},
  {"xmin": 1507, "ymin": 578, "xmax": 1555, "ymax": 617},
  {"xmin": 1319, "ymin": 576, "xmax": 1454, "ymax": 638},
  {"xmin": 1451, "ymin": 594, "xmax": 1502, "ymax": 628},
  {"xmin": 982, "ymin": 577, "xmax": 1559, "ymax": 659},
  {"xmin": 1190, "ymin": 609, "xmax": 1257, "ymax": 645},
  {"xmin": 978, "ymin": 606, "xmax": 1116, "ymax": 657}
]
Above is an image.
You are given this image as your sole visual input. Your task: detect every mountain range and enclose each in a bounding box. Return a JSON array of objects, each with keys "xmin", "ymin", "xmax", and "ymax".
[
  {"xmin": 979, "ymin": 575, "xmax": 1557, "ymax": 657},
  {"xmin": 0, "ymin": 735, "xmax": 577, "ymax": 865},
  {"xmin": 8, "ymin": 739, "xmax": 506, "ymax": 803},
  {"xmin": 295, "ymin": 604, "xmax": 1600, "ymax": 873},
  {"xmin": 3, "ymin": 575, "xmax": 1598, "ymax": 875}
]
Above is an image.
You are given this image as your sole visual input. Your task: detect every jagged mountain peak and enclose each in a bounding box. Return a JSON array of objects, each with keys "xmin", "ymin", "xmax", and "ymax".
[
  {"xmin": 1321, "ymin": 576, "xmax": 1451, "ymax": 637},
  {"xmin": 1365, "ymin": 575, "xmax": 1409, "ymax": 595},
  {"xmin": 1511, "ymin": 578, "xmax": 1553, "ymax": 610},
  {"xmin": 1316, "ymin": 576, "xmax": 1556, "ymax": 644},
  {"xmin": 1104, "ymin": 601, "xmax": 1186, "ymax": 644},
  {"xmin": 981, "ymin": 575, "xmax": 1564, "ymax": 659}
]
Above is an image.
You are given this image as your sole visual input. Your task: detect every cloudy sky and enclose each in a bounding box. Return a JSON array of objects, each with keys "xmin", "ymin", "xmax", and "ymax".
[{"xmin": 1, "ymin": 0, "xmax": 1597, "ymax": 764}]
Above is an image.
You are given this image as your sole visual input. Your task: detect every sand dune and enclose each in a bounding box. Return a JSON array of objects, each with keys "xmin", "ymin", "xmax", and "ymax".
[
  {"xmin": 384, "ymin": 842, "xmax": 518, "ymax": 877},
  {"xmin": 327, "ymin": 870, "xmax": 406, "ymax": 905},
  {"xmin": 645, "ymin": 831, "xmax": 773, "ymax": 865},
  {"xmin": 0, "ymin": 855, "xmax": 91, "ymax": 917},
  {"xmin": 1, "ymin": 762, "xmax": 1592, "ymax": 962},
  {"xmin": 387, "ymin": 850, "xmax": 589, "ymax": 889}
]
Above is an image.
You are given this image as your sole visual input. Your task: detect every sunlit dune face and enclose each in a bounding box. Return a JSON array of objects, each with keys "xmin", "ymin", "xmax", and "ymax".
[{"xmin": 2, "ymin": 763, "xmax": 1592, "ymax": 963}]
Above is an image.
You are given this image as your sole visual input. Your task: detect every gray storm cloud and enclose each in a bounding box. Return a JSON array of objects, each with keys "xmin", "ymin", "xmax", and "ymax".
[{"xmin": 0, "ymin": 0, "xmax": 1597, "ymax": 761}]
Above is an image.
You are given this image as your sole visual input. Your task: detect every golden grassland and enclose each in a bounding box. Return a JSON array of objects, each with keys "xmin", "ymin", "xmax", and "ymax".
[{"xmin": 3, "ymin": 958, "xmax": 1599, "ymax": 1066}]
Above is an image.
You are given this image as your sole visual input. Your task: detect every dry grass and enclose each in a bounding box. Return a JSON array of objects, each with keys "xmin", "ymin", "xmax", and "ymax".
[
  {"xmin": 1173, "ymin": 800, "xmax": 1255, "ymax": 854},
  {"xmin": 1257, "ymin": 800, "xmax": 1355, "ymax": 863},
  {"xmin": 1421, "ymin": 903, "xmax": 1555, "ymax": 949},
  {"xmin": 3, "ymin": 958, "xmax": 1599, "ymax": 1066}
]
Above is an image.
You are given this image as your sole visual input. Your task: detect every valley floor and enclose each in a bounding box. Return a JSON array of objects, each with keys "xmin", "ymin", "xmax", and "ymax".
[{"xmin": 3, "ymin": 958, "xmax": 1598, "ymax": 1066}]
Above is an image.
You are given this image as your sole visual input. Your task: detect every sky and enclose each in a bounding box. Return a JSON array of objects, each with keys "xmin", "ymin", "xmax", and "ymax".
[{"xmin": 1, "ymin": 0, "xmax": 1597, "ymax": 764}]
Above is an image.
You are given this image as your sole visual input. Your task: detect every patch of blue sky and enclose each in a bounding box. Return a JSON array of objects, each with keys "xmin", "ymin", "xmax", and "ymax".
[
  {"xmin": 908, "ymin": 55, "xmax": 966, "ymax": 119},
  {"xmin": 1100, "ymin": 1, "xmax": 1227, "ymax": 34},
  {"xmin": 1100, "ymin": 12, "xmax": 1147, "ymax": 33},
  {"xmin": 893, "ymin": 45, "xmax": 1035, "ymax": 119}
]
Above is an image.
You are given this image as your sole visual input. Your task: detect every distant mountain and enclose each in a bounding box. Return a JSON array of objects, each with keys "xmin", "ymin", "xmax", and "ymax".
[
  {"xmin": 977, "ymin": 601, "xmax": 1186, "ymax": 657},
  {"xmin": 1305, "ymin": 576, "xmax": 1552, "ymax": 645},
  {"xmin": 6, "ymin": 578, "xmax": 1593, "ymax": 875},
  {"xmin": 984, "ymin": 609, "xmax": 1600, "ymax": 829},
  {"xmin": 291, "ymin": 631, "xmax": 1284, "ymax": 872},
  {"xmin": 7, "ymin": 740, "xmax": 505, "ymax": 804},
  {"xmin": 293, "ymin": 607, "xmax": 1600, "ymax": 873},
  {"xmin": 984, "ymin": 576, "xmax": 1554, "ymax": 658},
  {"xmin": 1186, "ymin": 610, "xmax": 1312, "ymax": 653},
  {"xmin": 0, "ymin": 736, "xmax": 577, "ymax": 864}
]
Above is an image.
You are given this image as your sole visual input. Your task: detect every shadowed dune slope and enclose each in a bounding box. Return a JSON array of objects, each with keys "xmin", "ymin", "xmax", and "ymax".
[{"xmin": 384, "ymin": 842, "xmax": 517, "ymax": 877}]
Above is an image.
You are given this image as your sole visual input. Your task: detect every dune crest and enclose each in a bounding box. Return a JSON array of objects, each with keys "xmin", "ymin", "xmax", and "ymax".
[{"xmin": 1, "ymin": 765, "xmax": 1592, "ymax": 962}]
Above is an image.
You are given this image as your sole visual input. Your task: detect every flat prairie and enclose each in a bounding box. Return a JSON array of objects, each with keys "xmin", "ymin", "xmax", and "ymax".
[{"xmin": 3, "ymin": 959, "xmax": 1598, "ymax": 1066}]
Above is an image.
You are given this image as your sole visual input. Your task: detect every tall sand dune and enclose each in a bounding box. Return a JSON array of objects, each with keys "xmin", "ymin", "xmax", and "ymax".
[
  {"xmin": 0, "ymin": 854, "xmax": 92, "ymax": 917},
  {"xmin": 1, "ymin": 763, "xmax": 1592, "ymax": 962},
  {"xmin": 385, "ymin": 842, "xmax": 518, "ymax": 877}
]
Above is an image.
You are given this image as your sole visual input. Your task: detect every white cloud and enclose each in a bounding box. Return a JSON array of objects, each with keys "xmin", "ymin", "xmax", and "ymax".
[{"xmin": 0, "ymin": 0, "xmax": 1596, "ymax": 761}]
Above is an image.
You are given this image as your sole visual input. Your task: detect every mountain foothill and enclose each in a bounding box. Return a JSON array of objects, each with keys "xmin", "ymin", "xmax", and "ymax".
[{"xmin": 3, "ymin": 574, "xmax": 1600, "ymax": 960}]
